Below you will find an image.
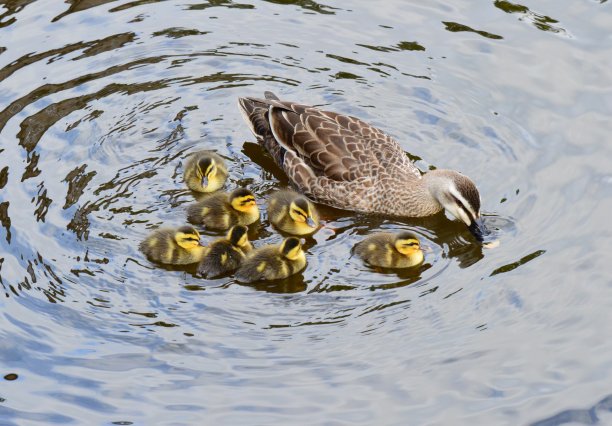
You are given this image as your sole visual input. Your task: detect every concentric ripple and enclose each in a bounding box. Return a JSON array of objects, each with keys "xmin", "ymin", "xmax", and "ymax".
[{"xmin": 2, "ymin": 0, "xmax": 611, "ymax": 424}]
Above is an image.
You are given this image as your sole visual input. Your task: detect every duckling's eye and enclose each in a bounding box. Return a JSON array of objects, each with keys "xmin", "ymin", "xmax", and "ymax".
[
  {"xmin": 184, "ymin": 237, "xmax": 200, "ymax": 242},
  {"xmin": 240, "ymin": 197, "xmax": 256, "ymax": 205},
  {"xmin": 291, "ymin": 209, "xmax": 307, "ymax": 219},
  {"xmin": 403, "ymin": 242, "xmax": 419, "ymax": 248}
]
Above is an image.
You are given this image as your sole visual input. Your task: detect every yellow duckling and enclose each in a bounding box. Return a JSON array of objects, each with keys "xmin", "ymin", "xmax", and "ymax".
[
  {"xmin": 197, "ymin": 225, "xmax": 253, "ymax": 278},
  {"xmin": 235, "ymin": 237, "xmax": 306, "ymax": 282},
  {"xmin": 139, "ymin": 225, "xmax": 205, "ymax": 265},
  {"xmin": 354, "ymin": 231, "xmax": 424, "ymax": 268},
  {"xmin": 186, "ymin": 188, "xmax": 260, "ymax": 230},
  {"xmin": 183, "ymin": 150, "xmax": 228, "ymax": 193},
  {"xmin": 267, "ymin": 190, "xmax": 319, "ymax": 236}
]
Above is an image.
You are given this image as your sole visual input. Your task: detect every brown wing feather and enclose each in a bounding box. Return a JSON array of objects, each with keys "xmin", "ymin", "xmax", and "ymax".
[{"xmin": 238, "ymin": 94, "xmax": 421, "ymax": 210}]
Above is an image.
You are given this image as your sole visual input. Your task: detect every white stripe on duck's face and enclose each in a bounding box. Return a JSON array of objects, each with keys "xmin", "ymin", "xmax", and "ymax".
[{"xmin": 447, "ymin": 184, "xmax": 479, "ymax": 227}]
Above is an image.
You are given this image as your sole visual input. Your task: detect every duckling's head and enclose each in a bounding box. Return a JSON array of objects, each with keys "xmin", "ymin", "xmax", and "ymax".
[
  {"xmin": 175, "ymin": 226, "xmax": 202, "ymax": 250},
  {"xmin": 280, "ymin": 237, "xmax": 304, "ymax": 261},
  {"xmin": 289, "ymin": 197, "xmax": 318, "ymax": 228},
  {"xmin": 425, "ymin": 170, "xmax": 488, "ymax": 241},
  {"xmin": 394, "ymin": 232, "xmax": 424, "ymax": 262},
  {"xmin": 227, "ymin": 225, "xmax": 249, "ymax": 248},
  {"xmin": 196, "ymin": 156, "xmax": 221, "ymax": 192},
  {"xmin": 230, "ymin": 188, "xmax": 258, "ymax": 213}
]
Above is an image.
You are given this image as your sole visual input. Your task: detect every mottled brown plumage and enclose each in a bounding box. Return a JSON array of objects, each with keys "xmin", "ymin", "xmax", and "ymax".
[{"xmin": 238, "ymin": 92, "xmax": 487, "ymax": 240}]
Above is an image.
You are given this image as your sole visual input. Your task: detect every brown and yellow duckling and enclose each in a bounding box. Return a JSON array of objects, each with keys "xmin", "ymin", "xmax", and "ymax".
[
  {"xmin": 183, "ymin": 150, "xmax": 228, "ymax": 193},
  {"xmin": 186, "ymin": 188, "xmax": 260, "ymax": 230},
  {"xmin": 139, "ymin": 225, "xmax": 205, "ymax": 265},
  {"xmin": 267, "ymin": 190, "xmax": 319, "ymax": 236},
  {"xmin": 235, "ymin": 237, "xmax": 306, "ymax": 282},
  {"xmin": 197, "ymin": 225, "xmax": 253, "ymax": 278},
  {"xmin": 354, "ymin": 231, "xmax": 424, "ymax": 269}
]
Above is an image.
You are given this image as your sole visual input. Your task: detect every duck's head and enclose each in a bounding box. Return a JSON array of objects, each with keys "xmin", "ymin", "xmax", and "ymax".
[
  {"xmin": 227, "ymin": 225, "xmax": 250, "ymax": 248},
  {"xmin": 425, "ymin": 170, "xmax": 488, "ymax": 241},
  {"xmin": 196, "ymin": 156, "xmax": 222, "ymax": 192},
  {"xmin": 280, "ymin": 237, "xmax": 304, "ymax": 261},
  {"xmin": 393, "ymin": 231, "xmax": 424, "ymax": 264},
  {"xmin": 289, "ymin": 197, "xmax": 318, "ymax": 229},
  {"xmin": 175, "ymin": 226, "xmax": 202, "ymax": 250},
  {"xmin": 230, "ymin": 188, "xmax": 258, "ymax": 213}
]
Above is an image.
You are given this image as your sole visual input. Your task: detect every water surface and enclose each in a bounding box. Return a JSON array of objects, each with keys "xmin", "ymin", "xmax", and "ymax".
[{"xmin": 1, "ymin": 0, "xmax": 612, "ymax": 424}]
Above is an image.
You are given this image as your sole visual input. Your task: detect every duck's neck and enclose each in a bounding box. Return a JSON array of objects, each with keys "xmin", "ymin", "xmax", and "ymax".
[{"xmin": 394, "ymin": 169, "xmax": 453, "ymax": 217}]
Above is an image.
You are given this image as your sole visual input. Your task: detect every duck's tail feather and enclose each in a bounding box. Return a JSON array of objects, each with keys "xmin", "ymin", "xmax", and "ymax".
[
  {"xmin": 264, "ymin": 91, "xmax": 279, "ymax": 100},
  {"xmin": 237, "ymin": 94, "xmax": 286, "ymax": 166}
]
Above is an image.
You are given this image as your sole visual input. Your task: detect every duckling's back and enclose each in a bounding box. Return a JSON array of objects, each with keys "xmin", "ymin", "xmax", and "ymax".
[
  {"xmin": 354, "ymin": 233, "xmax": 395, "ymax": 267},
  {"xmin": 236, "ymin": 245, "xmax": 305, "ymax": 282},
  {"xmin": 267, "ymin": 191, "xmax": 292, "ymax": 226},
  {"xmin": 187, "ymin": 192, "xmax": 233, "ymax": 229},
  {"xmin": 197, "ymin": 240, "xmax": 247, "ymax": 278}
]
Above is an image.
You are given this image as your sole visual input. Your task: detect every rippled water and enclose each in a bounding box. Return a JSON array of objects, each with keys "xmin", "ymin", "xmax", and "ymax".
[{"xmin": 2, "ymin": 0, "xmax": 612, "ymax": 424}]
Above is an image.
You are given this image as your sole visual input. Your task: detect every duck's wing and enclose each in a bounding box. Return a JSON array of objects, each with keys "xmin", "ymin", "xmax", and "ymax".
[{"xmin": 238, "ymin": 94, "xmax": 420, "ymax": 209}]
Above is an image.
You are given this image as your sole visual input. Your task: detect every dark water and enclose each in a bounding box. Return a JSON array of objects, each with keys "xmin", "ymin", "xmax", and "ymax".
[{"xmin": 1, "ymin": 0, "xmax": 612, "ymax": 424}]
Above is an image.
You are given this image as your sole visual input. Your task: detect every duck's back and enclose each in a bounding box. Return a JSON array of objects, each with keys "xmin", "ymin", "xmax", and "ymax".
[{"xmin": 238, "ymin": 94, "xmax": 423, "ymax": 213}]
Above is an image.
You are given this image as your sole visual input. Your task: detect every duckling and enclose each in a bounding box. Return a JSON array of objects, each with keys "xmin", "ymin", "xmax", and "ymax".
[
  {"xmin": 354, "ymin": 231, "xmax": 424, "ymax": 269},
  {"xmin": 267, "ymin": 190, "xmax": 320, "ymax": 235},
  {"xmin": 183, "ymin": 150, "xmax": 228, "ymax": 193},
  {"xmin": 139, "ymin": 225, "xmax": 205, "ymax": 265},
  {"xmin": 186, "ymin": 188, "xmax": 260, "ymax": 230},
  {"xmin": 235, "ymin": 237, "xmax": 306, "ymax": 282},
  {"xmin": 197, "ymin": 225, "xmax": 253, "ymax": 278}
]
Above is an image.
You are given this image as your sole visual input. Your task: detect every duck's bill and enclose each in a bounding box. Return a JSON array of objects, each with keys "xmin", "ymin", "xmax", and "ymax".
[
  {"xmin": 201, "ymin": 176, "xmax": 209, "ymax": 188},
  {"xmin": 468, "ymin": 217, "xmax": 488, "ymax": 242},
  {"xmin": 306, "ymin": 217, "xmax": 317, "ymax": 228}
]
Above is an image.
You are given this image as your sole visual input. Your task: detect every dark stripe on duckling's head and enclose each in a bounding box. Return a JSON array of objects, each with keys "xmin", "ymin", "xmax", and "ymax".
[
  {"xmin": 227, "ymin": 225, "xmax": 248, "ymax": 246},
  {"xmin": 230, "ymin": 188, "xmax": 257, "ymax": 206},
  {"xmin": 178, "ymin": 226, "xmax": 200, "ymax": 238},
  {"xmin": 280, "ymin": 237, "xmax": 302, "ymax": 258},
  {"xmin": 395, "ymin": 231, "xmax": 419, "ymax": 242},
  {"xmin": 393, "ymin": 231, "xmax": 422, "ymax": 256},
  {"xmin": 231, "ymin": 188, "xmax": 255, "ymax": 200},
  {"xmin": 197, "ymin": 157, "xmax": 214, "ymax": 175},
  {"xmin": 175, "ymin": 226, "xmax": 201, "ymax": 248},
  {"xmin": 293, "ymin": 196, "xmax": 310, "ymax": 213}
]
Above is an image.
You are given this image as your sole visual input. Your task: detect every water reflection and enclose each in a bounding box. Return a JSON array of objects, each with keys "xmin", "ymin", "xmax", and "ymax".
[{"xmin": 493, "ymin": 0, "xmax": 569, "ymax": 36}]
